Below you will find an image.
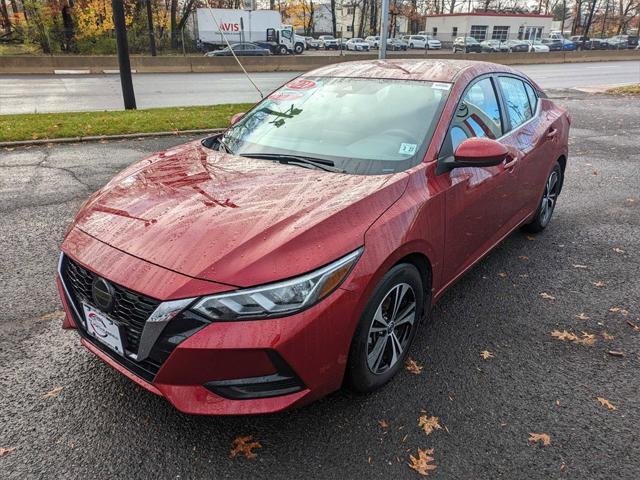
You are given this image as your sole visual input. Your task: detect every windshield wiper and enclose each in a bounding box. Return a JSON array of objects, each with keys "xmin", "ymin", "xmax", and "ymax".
[{"xmin": 241, "ymin": 153, "xmax": 346, "ymax": 173}]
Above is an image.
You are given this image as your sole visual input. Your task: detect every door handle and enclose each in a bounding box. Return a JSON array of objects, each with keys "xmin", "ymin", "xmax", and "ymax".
[
  {"xmin": 545, "ymin": 127, "xmax": 558, "ymax": 139},
  {"xmin": 504, "ymin": 155, "xmax": 518, "ymax": 169}
]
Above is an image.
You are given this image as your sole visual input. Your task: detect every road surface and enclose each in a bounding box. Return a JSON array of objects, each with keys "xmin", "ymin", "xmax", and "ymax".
[
  {"xmin": 1, "ymin": 60, "xmax": 638, "ymax": 114},
  {"xmin": 1, "ymin": 90, "xmax": 639, "ymax": 479}
]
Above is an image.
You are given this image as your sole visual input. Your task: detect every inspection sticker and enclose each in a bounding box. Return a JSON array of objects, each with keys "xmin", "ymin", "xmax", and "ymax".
[
  {"xmin": 398, "ymin": 143, "xmax": 417, "ymax": 155},
  {"xmin": 432, "ymin": 83, "xmax": 452, "ymax": 90}
]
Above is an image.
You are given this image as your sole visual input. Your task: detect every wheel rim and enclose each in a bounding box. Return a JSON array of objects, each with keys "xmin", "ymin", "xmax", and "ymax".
[
  {"xmin": 366, "ymin": 283, "xmax": 416, "ymax": 375},
  {"xmin": 540, "ymin": 170, "xmax": 560, "ymax": 226}
]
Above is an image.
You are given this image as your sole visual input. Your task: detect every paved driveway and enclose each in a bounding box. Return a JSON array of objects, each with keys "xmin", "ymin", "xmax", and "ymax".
[{"xmin": 1, "ymin": 91, "xmax": 639, "ymax": 479}]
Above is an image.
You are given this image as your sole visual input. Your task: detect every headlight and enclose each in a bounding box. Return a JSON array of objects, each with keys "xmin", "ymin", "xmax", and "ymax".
[{"xmin": 191, "ymin": 248, "xmax": 363, "ymax": 321}]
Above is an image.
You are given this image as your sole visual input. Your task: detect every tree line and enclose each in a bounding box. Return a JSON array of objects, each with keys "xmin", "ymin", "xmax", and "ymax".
[{"xmin": 0, "ymin": 0, "xmax": 638, "ymax": 54}]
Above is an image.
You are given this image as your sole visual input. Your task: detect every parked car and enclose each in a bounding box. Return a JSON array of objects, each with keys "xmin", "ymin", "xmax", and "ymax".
[
  {"xmin": 365, "ymin": 35, "xmax": 380, "ymax": 48},
  {"xmin": 388, "ymin": 37, "xmax": 408, "ymax": 51},
  {"xmin": 405, "ymin": 35, "xmax": 441, "ymax": 50},
  {"xmin": 505, "ymin": 39, "xmax": 530, "ymax": 53},
  {"xmin": 480, "ymin": 39, "xmax": 509, "ymax": 52},
  {"xmin": 606, "ymin": 35, "xmax": 638, "ymax": 49},
  {"xmin": 541, "ymin": 38, "xmax": 563, "ymax": 51},
  {"xmin": 345, "ymin": 38, "xmax": 370, "ymax": 51},
  {"xmin": 452, "ymin": 36, "xmax": 482, "ymax": 53},
  {"xmin": 526, "ymin": 40, "xmax": 550, "ymax": 53},
  {"xmin": 571, "ymin": 37, "xmax": 607, "ymax": 50},
  {"xmin": 305, "ymin": 36, "xmax": 321, "ymax": 50},
  {"xmin": 416, "ymin": 32, "xmax": 442, "ymax": 48},
  {"xmin": 57, "ymin": 59, "xmax": 569, "ymax": 415},
  {"xmin": 205, "ymin": 42, "xmax": 271, "ymax": 56},
  {"xmin": 319, "ymin": 35, "xmax": 340, "ymax": 50},
  {"xmin": 561, "ymin": 38, "xmax": 577, "ymax": 50}
]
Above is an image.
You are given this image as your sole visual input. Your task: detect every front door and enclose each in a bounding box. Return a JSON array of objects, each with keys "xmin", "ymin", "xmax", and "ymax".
[{"xmin": 439, "ymin": 76, "xmax": 519, "ymax": 284}]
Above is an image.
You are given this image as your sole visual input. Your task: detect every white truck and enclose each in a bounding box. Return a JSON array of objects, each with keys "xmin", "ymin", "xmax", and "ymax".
[{"xmin": 191, "ymin": 8, "xmax": 305, "ymax": 55}]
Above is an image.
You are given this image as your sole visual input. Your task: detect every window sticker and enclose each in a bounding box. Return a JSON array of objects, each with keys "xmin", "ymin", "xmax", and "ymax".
[
  {"xmin": 398, "ymin": 143, "xmax": 417, "ymax": 155},
  {"xmin": 432, "ymin": 83, "xmax": 452, "ymax": 91},
  {"xmin": 285, "ymin": 78, "xmax": 317, "ymax": 90},
  {"xmin": 269, "ymin": 91, "xmax": 304, "ymax": 102}
]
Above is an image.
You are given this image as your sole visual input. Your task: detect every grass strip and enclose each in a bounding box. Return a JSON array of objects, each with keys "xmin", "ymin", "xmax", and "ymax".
[
  {"xmin": 606, "ymin": 84, "xmax": 640, "ymax": 96},
  {"xmin": 0, "ymin": 104, "xmax": 253, "ymax": 142}
]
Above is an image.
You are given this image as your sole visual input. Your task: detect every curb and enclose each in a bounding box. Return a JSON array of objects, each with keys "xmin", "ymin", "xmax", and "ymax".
[{"xmin": 0, "ymin": 128, "xmax": 225, "ymax": 148}]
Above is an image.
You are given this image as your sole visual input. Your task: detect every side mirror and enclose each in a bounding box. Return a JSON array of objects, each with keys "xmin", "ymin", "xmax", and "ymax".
[
  {"xmin": 230, "ymin": 112, "xmax": 245, "ymax": 126},
  {"xmin": 451, "ymin": 137, "xmax": 508, "ymax": 168}
]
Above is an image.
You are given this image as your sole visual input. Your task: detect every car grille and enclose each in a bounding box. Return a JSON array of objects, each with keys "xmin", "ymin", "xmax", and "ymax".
[{"xmin": 62, "ymin": 256, "xmax": 160, "ymax": 354}]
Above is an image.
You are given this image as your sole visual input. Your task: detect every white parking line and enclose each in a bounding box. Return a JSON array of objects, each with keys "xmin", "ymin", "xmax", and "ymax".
[{"xmin": 53, "ymin": 69, "xmax": 91, "ymax": 75}]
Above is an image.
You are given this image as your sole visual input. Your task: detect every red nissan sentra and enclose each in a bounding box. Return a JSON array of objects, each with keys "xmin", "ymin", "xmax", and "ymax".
[{"xmin": 57, "ymin": 60, "xmax": 569, "ymax": 415}]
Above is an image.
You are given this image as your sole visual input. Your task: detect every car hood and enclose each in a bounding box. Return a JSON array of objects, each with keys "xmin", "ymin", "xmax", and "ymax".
[{"xmin": 72, "ymin": 141, "xmax": 408, "ymax": 287}]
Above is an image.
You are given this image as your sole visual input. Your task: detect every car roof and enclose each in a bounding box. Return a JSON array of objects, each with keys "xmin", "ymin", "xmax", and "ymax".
[{"xmin": 306, "ymin": 59, "xmax": 522, "ymax": 83}]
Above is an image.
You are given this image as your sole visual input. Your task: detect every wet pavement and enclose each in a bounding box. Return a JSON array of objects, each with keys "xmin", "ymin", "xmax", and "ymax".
[{"xmin": 1, "ymin": 90, "xmax": 639, "ymax": 479}]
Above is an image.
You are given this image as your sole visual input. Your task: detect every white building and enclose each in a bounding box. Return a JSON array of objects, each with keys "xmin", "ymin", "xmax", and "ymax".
[{"xmin": 424, "ymin": 12, "xmax": 554, "ymax": 43}]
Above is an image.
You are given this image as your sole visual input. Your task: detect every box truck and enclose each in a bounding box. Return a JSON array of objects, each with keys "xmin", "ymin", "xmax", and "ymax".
[{"xmin": 191, "ymin": 8, "xmax": 306, "ymax": 55}]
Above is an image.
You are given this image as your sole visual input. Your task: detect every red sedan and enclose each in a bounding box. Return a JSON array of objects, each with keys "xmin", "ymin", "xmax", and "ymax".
[{"xmin": 57, "ymin": 59, "xmax": 569, "ymax": 415}]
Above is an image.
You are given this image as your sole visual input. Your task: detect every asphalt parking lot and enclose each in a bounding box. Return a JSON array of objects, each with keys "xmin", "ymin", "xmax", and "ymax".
[{"xmin": 1, "ymin": 90, "xmax": 639, "ymax": 479}]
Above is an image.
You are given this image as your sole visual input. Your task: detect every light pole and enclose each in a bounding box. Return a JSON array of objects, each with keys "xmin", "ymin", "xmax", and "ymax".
[
  {"xmin": 379, "ymin": 0, "xmax": 390, "ymax": 59},
  {"xmin": 112, "ymin": 0, "xmax": 136, "ymax": 109}
]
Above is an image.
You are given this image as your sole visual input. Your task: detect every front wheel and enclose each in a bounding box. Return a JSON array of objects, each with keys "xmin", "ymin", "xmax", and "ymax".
[
  {"xmin": 345, "ymin": 264, "xmax": 426, "ymax": 393},
  {"xmin": 294, "ymin": 43, "xmax": 304, "ymax": 54},
  {"xmin": 523, "ymin": 162, "xmax": 562, "ymax": 233}
]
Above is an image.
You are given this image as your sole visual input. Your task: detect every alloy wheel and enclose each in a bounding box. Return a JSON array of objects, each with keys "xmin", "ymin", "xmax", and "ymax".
[
  {"xmin": 540, "ymin": 170, "xmax": 560, "ymax": 226},
  {"xmin": 366, "ymin": 283, "xmax": 416, "ymax": 374}
]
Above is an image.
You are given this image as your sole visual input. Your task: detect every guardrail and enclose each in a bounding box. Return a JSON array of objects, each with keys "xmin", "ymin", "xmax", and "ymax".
[{"xmin": 1, "ymin": 50, "xmax": 638, "ymax": 75}]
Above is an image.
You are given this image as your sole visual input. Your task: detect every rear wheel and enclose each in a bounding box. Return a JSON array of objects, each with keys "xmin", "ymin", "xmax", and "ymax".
[
  {"xmin": 523, "ymin": 162, "xmax": 562, "ymax": 233},
  {"xmin": 278, "ymin": 45, "xmax": 288, "ymax": 55},
  {"xmin": 345, "ymin": 264, "xmax": 426, "ymax": 393}
]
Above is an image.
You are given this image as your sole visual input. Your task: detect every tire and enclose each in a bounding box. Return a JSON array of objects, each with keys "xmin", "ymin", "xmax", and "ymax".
[
  {"xmin": 294, "ymin": 43, "xmax": 304, "ymax": 54},
  {"xmin": 345, "ymin": 263, "xmax": 427, "ymax": 393},
  {"xmin": 522, "ymin": 162, "xmax": 563, "ymax": 233},
  {"xmin": 409, "ymin": 43, "xmax": 414, "ymax": 48},
  {"xmin": 278, "ymin": 45, "xmax": 288, "ymax": 55}
]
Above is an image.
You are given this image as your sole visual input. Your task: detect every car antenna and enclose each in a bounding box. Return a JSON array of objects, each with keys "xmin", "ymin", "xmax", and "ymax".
[{"xmin": 204, "ymin": 6, "xmax": 264, "ymax": 99}]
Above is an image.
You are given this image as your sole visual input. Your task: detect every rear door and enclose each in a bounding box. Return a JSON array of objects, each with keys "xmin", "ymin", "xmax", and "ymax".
[{"xmin": 495, "ymin": 75, "xmax": 554, "ymax": 222}]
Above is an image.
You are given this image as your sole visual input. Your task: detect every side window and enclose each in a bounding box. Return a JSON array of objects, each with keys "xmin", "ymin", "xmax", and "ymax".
[
  {"xmin": 498, "ymin": 77, "xmax": 533, "ymax": 129},
  {"xmin": 523, "ymin": 82, "xmax": 538, "ymax": 113},
  {"xmin": 446, "ymin": 77, "xmax": 503, "ymax": 153}
]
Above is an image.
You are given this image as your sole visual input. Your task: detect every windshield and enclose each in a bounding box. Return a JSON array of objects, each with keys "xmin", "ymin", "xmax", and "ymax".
[{"xmin": 221, "ymin": 76, "xmax": 450, "ymax": 175}]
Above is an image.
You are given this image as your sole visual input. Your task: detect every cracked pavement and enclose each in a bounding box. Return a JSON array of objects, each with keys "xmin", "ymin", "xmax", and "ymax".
[{"xmin": 1, "ymin": 91, "xmax": 639, "ymax": 479}]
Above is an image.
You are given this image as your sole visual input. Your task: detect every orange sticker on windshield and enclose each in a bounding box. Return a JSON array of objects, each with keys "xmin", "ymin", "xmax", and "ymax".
[{"xmin": 285, "ymin": 78, "xmax": 317, "ymax": 90}]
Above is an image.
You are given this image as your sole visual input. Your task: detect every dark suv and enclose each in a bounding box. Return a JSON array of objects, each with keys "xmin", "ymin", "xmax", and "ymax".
[{"xmin": 452, "ymin": 36, "xmax": 482, "ymax": 53}]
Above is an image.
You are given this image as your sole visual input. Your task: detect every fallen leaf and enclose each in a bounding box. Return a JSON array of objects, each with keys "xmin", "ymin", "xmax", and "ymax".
[
  {"xmin": 612, "ymin": 247, "xmax": 625, "ymax": 254},
  {"xmin": 551, "ymin": 330, "xmax": 596, "ymax": 346},
  {"xmin": 602, "ymin": 332, "xmax": 614, "ymax": 341},
  {"xmin": 229, "ymin": 435, "xmax": 262, "ymax": 459},
  {"xmin": 497, "ymin": 272, "xmax": 507, "ymax": 278},
  {"xmin": 418, "ymin": 415, "xmax": 442, "ymax": 435},
  {"xmin": 526, "ymin": 235, "xmax": 535, "ymax": 241},
  {"xmin": 0, "ymin": 447, "xmax": 16, "ymax": 458},
  {"xmin": 572, "ymin": 264, "xmax": 588, "ymax": 269},
  {"xmin": 592, "ymin": 281, "xmax": 606, "ymax": 288},
  {"xmin": 408, "ymin": 448, "xmax": 437, "ymax": 476},
  {"xmin": 480, "ymin": 350, "xmax": 494, "ymax": 360},
  {"xmin": 609, "ymin": 307, "xmax": 629, "ymax": 316},
  {"xmin": 528, "ymin": 432, "xmax": 551, "ymax": 447},
  {"xmin": 596, "ymin": 397, "xmax": 617, "ymax": 411},
  {"xmin": 575, "ymin": 312, "xmax": 589, "ymax": 320},
  {"xmin": 518, "ymin": 255, "xmax": 529, "ymax": 261},
  {"xmin": 539, "ymin": 292, "xmax": 556, "ymax": 300},
  {"xmin": 42, "ymin": 387, "xmax": 64, "ymax": 399},
  {"xmin": 405, "ymin": 358, "xmax": 424, "ymax": 375},
  {"xmin": 36, "ymin": 311, "xmax": 65, "ymax": 322},
  {"xmin": 378, "ymin": 419, "xmax": 390, "ymax": 429}
]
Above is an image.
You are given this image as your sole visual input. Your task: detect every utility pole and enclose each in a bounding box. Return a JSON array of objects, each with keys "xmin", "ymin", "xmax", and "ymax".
[
  {"xmin": 112, "ymin": 0, "xmax": 136, "ymax": 109},
  {"xmin": 146, "ymin": 0, "xmax": 157, "ymax": 56},
  {"xmin": 379, "ymin": 0, "xmax": 390, "ymax": 59}
]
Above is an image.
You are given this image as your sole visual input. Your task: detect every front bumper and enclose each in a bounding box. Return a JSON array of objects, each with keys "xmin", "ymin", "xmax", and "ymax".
[{"xmin": 58, "ymin": 229, "xmax": 361, "ymax": 415}]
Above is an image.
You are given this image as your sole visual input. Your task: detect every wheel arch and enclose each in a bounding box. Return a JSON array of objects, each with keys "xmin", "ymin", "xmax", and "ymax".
[{"xmin": 556, "ymin": 154, "xmax": 567, "ymax": 193}]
